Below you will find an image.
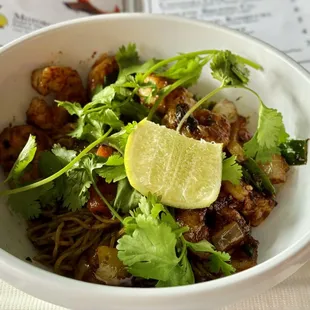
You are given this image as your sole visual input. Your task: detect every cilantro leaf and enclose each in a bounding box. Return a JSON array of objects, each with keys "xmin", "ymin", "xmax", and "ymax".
[
  {"xmin": 5, "ymin": 134, "xmax": 37, "ymax": 183},
  {"xmin": 136, "ymin": 195, "xmax": 152, "ymax": 216},
  {"xmin": 159, "ymin": 56, "xmax": 202, "ymax": 79},
  {"xmin": 186, "ymin": 240, "xmax": 235, "ymax": 276},
  {"xmin": 208, "ymin": 252, "xmax": 236, "ymax": 276},
  {"xmin": 186, "ymin": 240, "xmax": 214, "ymax": 252},
  {"xmin": 62, "ymin": 169, "xmax": 91, "ymax": 211},
  {"xmin": 114, "ymin": 178, "xmax": 142, "ymax": 213},
  {"xmin": 118, "ymin": 100, "xmax": 150, "ymax": 122},
  {"xmin": 222, "ymin": 155, "xmax": 242, "ymax": 185},
  {"xmin": 96, "ymin": 165, "xmax": 126, "ymax": 183},
  {"xmin": 105, "ymin": 154, "xmax": 124, "ymax": 166},
  {"xmin": 68, "ymin": 108, "xmax": 123, "ymax": 143},
  {"xmin": 210, "ymin": 50, "xmax": 250, "ymax": 86},
  {"xmin": 158, "ymin": 55, "xmax": 207, "ymax": 87},
  {"xmin": 115, "ymin": 43, "xmax": 161, "ymax": 85},
  {"xmin": 38, "ymin": 151, "xmax": 65, "ymax": 202},
  {"xmin": 57, "ymin": 152, "xmax": 126, "ymax": 211},
  {"xmin": 244, "ymin": 103, "xmax": 289, "ymax": 163},
  {"xmin": 105, "ymin": 122, "xmax": 137, "ymax": 154},
  {"xmin": 91, "ymin": 85, "xmax": 115, "ymax": 105},
  {"xmin": 61, "ymin": 154, "xmax": 102, "ymax": 211},
  {"xmin": 8, "ymin": 183, "xmax": 54, "ymax": 219},
  {"xmin": 51, "ymin": 144, "xmax": 77, "ymax": 166},
  {"xmin": 118, "ymin": 59, "xmax": 161, "ymax": 85},
  {"xmin": 56, "ymin": 101, "xmax": 83, "ymax": 117},
  {"xmin": 117, "ymin": 214, "xmax": 179, "ymax": 281},
  {"xmin": 117, "ymin": 194, "xmax": 195, "ymax": 286},
  {"xmin": 96, "ymin": 154, "xmax": 126, "ymax": 183},
  {"xmin": 58, "ymin": 89, "xmax": 122, "ymax": 143},
  {"xmin": 92, "ymin": 109, "xmax": 123, "ymax": 130},
  {"xmin": 116, "ymin": 43, "xmax": 139, "ymax": 71},
  {"xmin": 39, "ymin": 151, "xmax": 63, "ymax": 178},
  {"xmin": 156, "ymin": 255, "xmax": 194, "ymax": 287}
]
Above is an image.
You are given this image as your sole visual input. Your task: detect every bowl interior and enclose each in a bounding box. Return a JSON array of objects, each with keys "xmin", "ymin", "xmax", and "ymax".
[{"xmin": 0, "ymin": 15, "xmax": 309, "ymax": 271}]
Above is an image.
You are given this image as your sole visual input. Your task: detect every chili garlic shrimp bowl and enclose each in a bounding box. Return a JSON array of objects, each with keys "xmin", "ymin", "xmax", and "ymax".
[{"xmin": 0, "ymin": 14, "xmax": 309, "ymax": 310}]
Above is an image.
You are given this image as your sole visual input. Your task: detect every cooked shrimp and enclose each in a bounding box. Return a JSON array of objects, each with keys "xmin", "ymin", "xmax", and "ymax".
[
  {"xmin": 88, "ymin": 54, "xmax": 118, "ymax": 95},
  {"xmin": 31, "ymin": 66, "xmax": 87, "ymax": 103},
  {"xmin": 26, "ymin": 97, "xmax": 70, "ymax": 131}
]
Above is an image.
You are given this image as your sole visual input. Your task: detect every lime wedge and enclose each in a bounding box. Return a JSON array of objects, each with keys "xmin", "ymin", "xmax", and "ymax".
[{"xmin": 124, "ymin": 119, "xmax": 223, "ymax": 209}]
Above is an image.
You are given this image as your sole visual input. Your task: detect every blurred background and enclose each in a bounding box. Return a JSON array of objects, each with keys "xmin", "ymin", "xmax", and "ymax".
[{"xmin": 0, "ymin": 0, "xmax": 309, "ymax": 70}]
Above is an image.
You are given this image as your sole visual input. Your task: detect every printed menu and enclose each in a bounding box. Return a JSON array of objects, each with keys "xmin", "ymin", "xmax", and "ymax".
[{"xmin": 0, "ymin": 0, "xmax": 309, "ymax": 70}]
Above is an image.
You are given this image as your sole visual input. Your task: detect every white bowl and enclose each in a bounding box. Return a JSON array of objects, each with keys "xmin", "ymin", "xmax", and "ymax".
[{"xmin": 0, "ymin": 13, "xmax": 309, "ymax": 310}]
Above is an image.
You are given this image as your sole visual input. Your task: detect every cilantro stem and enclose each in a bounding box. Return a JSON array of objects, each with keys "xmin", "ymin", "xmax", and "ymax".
[
  {"xmin": 0, "ymin": 128, "xmax": 113, "ymax": 197},
  {"xmin": 173, "ymin": 226, "xmax": 189, "ymax": 236},
  {"xmin": 236, "ymin": 56, "xmax": 263, "ymax": 71},
  {"xmin": 178, "ymin": 236, "xmax": 188, "ymax": 262},
  {"xmin": 147, "ymin": 73, "xmax": 198, "ymax": 121},
  {"xmin": 141, "ymin": 50, "xmax": 261, "ymax": 81},
  {"xmin": 141, "ymin": 50, "xmax": 219, "ymax": 80},
  {"xmin": 176, "ymin": 86, "xmax": 227, "ymax": 132},
  {"xmin": 240, "ymin": 86, "xmax": 264, "ymax": 105},
  {"xmin": 176, "ymin": 84, "xmax": 265, "ymax": 133},
  {"xmin": 92, "ymin": 178, "xmax": 123, "ymax": 223}
]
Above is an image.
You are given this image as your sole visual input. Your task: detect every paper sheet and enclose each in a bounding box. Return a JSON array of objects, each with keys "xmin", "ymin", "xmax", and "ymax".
[
  {"xmin": 0, "ymin": 0, "xmax": 309, "ymax": 71},
  {"xmin": 0, "ymin": 0, "xmax": 127, "ymax": 46},
  {"xmin": 145, "ymin": 0, "xmax": 310, "ymax": 71}
]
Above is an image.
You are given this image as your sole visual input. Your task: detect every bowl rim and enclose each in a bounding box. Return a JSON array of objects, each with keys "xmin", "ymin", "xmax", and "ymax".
[{"xmin": 0, "ymin": 12, "xmax": 310, "ymax": 299}]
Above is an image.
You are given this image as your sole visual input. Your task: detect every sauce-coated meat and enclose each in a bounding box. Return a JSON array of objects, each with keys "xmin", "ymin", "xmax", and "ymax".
[{"xmin": 175, "ymin": 208, "xmax": 209, "ymax": 243}]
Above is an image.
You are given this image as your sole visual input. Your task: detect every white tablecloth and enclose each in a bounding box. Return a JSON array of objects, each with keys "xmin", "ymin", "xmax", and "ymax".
[{"xmin": 1, "ymin": 261, "xmax": 310, "ymax": 310}]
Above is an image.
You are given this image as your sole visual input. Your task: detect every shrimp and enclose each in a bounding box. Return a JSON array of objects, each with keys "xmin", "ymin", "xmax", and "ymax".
[
  {"xmin": 88, "ymin": 54, "xmax": 118, "ymax": 95},
  {"xmin": 31, "ymin": 66, "xmax": 87, "ymax": 103},
  {"xmin": 26, "ymin": 97, "xmax": 70, "ymax": 131}
]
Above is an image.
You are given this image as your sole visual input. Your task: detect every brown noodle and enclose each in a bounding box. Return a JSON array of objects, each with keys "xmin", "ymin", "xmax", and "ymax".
[{"xmin": 27, "ymin": 207, "xmax": 121, "ymax": 278}]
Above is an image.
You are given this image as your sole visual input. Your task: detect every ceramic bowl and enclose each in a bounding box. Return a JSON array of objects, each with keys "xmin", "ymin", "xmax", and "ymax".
[{"xmin": 0, "ymin": 13, "xmax": 309, "ymax": 310}]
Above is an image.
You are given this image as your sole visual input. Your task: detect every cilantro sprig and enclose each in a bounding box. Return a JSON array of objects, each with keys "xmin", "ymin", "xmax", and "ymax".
[
  {"xmin": 0, "ymin": 129, "xmax": 112, "ymax": 197},
  {"xmin": 117, "ymin": 194, "xmax": 235, "ymax": 286},
  {"xmin": 176, "ymin": 50, "xmax": 256, "ymax": 131},
  {"xmin": 186, "ymin": 240, "xmax": 235, "ymax": 276},
  {"xmin": 0, "ymin": 122, "xmax": 136, "ymax": 219},
  {"xmin": 243, "ymin": 89, "xmax": 289, "ymax": 163}
]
